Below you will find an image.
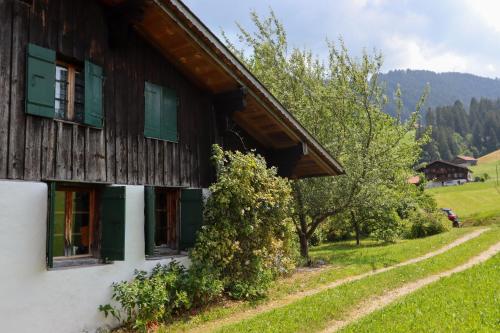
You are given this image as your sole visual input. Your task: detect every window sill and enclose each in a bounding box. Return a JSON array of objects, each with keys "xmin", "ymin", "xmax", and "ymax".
[
  {"xmin": 144, "ymin": 135, "xmax": 179, "ymax": 143},
  {"xmin": 146, "ymin": 250, "xmax": 188, "ymax": 260},
  {"xmin": 53, "ymin": 118, "xmax": 103, "ymax": 130},
  {"xmin": 50, "ymin": 257, "xmax": 105, "ymax": 270}
]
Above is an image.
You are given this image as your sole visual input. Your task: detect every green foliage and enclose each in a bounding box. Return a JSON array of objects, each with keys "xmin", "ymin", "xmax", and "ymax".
[
  {"xmin": 404, "ymin": 209, "xmax": 448, "ymax": 239},
  {"xmin": 99, "ymin": 262, "xmax": 190, "ymax": 332},
  {"xmin": 101, "ymin": 147, "xmax": 298, "ymax": 330},
  {"xmin": 189, "ymin": 145, "xmax": 296, "ymax": 300},
  {"xmin": 224, "ymin": 10, "xmax": 429, "ymax": 257},
  {"xmin": 369, "ymin": 210, "xmax": 404, "ymax": 243},
  {"xmin": 419, "ymin": 97, "xmax": 500, "ymax": 162},
  {"xmin": 160, "ymin": 228, "xmax": 472, "ymax": 332}
]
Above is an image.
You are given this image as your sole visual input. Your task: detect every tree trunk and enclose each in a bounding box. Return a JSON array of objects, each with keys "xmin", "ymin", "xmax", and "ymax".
[
  {"xmin": 293, "ymin": 182, "xmax": 311, "ymax": 263},
  {"xmin": 299, "ymin": 232, "xmax": 309, "ymax": 260},
  {"xmin": 355, "ymin": 223, "xmax": 360, "ymax": 246},
  {"xmin": 351, "ymin": 211, "xmax": 360, "ymax": 246}
]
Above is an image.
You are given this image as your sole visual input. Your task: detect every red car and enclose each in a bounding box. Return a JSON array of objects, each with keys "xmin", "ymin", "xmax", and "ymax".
[{"xmin": 442, "ymin": 208, "xmax": 461, "ymax": 228}]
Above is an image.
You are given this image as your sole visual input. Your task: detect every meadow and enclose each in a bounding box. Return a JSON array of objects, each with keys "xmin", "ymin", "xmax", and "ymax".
[
  {"xmin": 429, "ymin": 154, "xmax": 500, "ymax": 224},
  {"xmin": 340, "ymin": 252, "xmax": 500, "ymax": 333}
]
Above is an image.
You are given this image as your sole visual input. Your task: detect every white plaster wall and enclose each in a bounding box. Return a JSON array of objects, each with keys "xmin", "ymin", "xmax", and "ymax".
[{"xmin": 0, "ymin": 181, "xmax": 189, "ymax": 333}]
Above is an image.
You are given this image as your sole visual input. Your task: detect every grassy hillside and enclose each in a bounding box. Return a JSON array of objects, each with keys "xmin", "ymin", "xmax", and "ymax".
[
  {"xmin": 379, "ymin": 69, "xmax": 500, "ymax": 120},
  {"xmin": 429, "ymin": 152, "xmax": 500, "ymax": 224}
]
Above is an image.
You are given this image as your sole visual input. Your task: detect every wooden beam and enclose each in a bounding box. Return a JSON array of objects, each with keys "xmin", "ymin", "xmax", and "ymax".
[
  {"xmin": 214, "ymin": 87, "xmax": 247, "ymax": 133},
  {"xmin": 265, "ymin": 143, "xmax": 308, "ymax": 178},
  {"xmin": 213, "ymin": 87, "xmax": 247, "ymax": 114}
]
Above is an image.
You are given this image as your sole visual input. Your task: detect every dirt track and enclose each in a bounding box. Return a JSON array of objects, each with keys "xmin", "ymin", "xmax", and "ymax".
[
  {"xmin": 188, "ymin": 228, "xmax": 488, "ymax": 333},
  {"xmin": 321, "ymin": 238, "xmax": 500, "ymax": 333}
]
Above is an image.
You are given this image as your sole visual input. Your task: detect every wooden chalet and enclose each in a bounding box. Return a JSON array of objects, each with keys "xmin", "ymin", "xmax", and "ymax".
[
  {"xmin": 0, "ymin": 0, "xmax": 343, "ymax": 331},
  {"xmin": 417, "ymin": 160, "xmax": 472, "ymax": 187},
  {"xmin": 451, "ymin": 155, "xmax": 478, "ymax": 167}
]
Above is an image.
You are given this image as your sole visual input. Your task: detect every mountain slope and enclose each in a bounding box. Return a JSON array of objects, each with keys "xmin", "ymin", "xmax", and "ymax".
[{"xmin": 379, "ymin": 70, "xmax": 500, "ymax": 119}]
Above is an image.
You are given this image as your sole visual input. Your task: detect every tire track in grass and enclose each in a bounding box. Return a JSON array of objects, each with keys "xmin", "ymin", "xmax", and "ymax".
[
  {"xmin": 322, "ymin": 239, "xmax": 500, "ymax": 333},
  {"xmin": 187, "ymin": 228, "xmax": 488, "ymax": 333}
]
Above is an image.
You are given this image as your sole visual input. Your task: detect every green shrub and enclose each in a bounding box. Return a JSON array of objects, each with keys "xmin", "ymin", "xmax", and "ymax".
[
  {"xmin": 189, "ymin": 145, "xmax": 296, "ymax": 300},
  {"xmin": 182, "ymin": 265, "xmax": 224, "ymax": 308},
  {"xmin": 99, "ymin": 262, "xmax": 190, "ymax": 332},
  {"xmin": 370, "ymin": 210, "xmax": 404, "ymax": 243},
  {"xmin": 403, "ymin": 209, "xmax": 448, "ymax": 239}
]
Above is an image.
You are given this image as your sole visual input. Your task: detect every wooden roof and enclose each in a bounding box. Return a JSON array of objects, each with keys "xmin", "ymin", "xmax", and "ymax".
[
  {"xmin": 100, "ymin": 0, "xmax": 344, "ymax": 178},
  {"xmin": 417, "ymin": 160, "xmax": 472, "ymax": 172}
]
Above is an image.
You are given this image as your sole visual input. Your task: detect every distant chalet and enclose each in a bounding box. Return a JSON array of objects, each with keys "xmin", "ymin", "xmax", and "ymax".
[
  {"xmin": 452, "ymin": 155, "xmax": 478, "ymax": 167},
  {"xmin": 417, "ymin": 160, "xmax": 473, "ymax": 188}
]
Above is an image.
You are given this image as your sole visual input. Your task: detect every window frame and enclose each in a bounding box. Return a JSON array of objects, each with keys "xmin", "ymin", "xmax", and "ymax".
[
  {"xmin": 54, "ymin": 60, "xmax": 85, "ymax": 124},
  {"xmin": 52, "ymin": 185, "xmax": 97, "ymax": 262},
  {"xmin": 145, "ymin": 187, "xmax": 182, "ymax": 259}
]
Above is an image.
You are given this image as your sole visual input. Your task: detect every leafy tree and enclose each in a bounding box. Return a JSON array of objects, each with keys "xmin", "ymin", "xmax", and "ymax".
[{"xmin": 223, "ymin": 10, "xmax": 426, "ymax": 259}]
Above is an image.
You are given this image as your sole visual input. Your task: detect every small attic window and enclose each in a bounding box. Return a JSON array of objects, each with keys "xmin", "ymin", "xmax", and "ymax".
[{"xmin": 55, "ymin": 61, "xmax": 85, "ymax": 123}]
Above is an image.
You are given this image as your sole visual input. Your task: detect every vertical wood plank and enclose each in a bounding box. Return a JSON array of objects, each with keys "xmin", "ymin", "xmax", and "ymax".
[
  {"xmin": 0, "ymin": 0, "xmax": 13, "ymax": 178},
  {"xmin": 72, "ymin": 124, "xmax": 85, "ymax": 180},
  {"xmin": 58, "ymin": 0, "xmax": 73, "ymax": 56},
  {"xmin": 114, "ymin": 52, "xmax": 128, "ymax": 184},
  {"xmin": 104, "ymin": 52, "xmax": 116, "ymax": 183},
  {"xmin": 8, "ymin": 1, "xmax": 29, "ymax": 179},
  {"xmin": 146, "ymin": 138, "xmax": 155, "ymax": 185},
  {"xmin": 41, "ymin": 119, "xmax": 56, "ymax": 179},
  {"xmin": 55, "ymin": 122, "xmax": 72, "ymax": 179}
]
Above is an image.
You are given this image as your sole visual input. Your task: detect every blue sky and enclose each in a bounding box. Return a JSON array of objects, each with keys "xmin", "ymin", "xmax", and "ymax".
[{"xmin": 183, "ymin": 0, "xmax": 500, "ymax": 78}]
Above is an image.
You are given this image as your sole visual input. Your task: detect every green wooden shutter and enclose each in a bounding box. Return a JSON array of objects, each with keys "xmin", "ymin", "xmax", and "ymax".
[
  {"xmin": 84, "ymin": 60, "xmax": 104, "ymax": 128},
  {"xmin": 160, "ymin": 87, "xmax": 178, "ymax": 142},
  {"xmin": 101, "ymin": 186, "xmax": 126, "ymax": 261},
  {"xmin": 144, "ymin": 82, "xmax": 162, "ymax": 138},
  {"xmin": 26, "ymin": 43, "xmax": 55, "ymax": 118},
  {"xmin": 144, "ymin": 186, "xmax": 156, "ymax": 256},
  {"xmin": 46, "ymin": 182, "xmax": 56, "ymax": 268},
  {"xmin": 180, "ymin": 188, "xmax": 203, "ymax": 249}
]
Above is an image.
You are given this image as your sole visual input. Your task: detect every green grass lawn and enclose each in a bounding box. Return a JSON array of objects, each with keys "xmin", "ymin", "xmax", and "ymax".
[
  {"xmin": 160, "ymin": 229, "xmax": 473, "ymax": 332},
  {"xmin": 429, "ymin": 180, "xmax": 500, "ymax": 222},
  {"xmin": 214, "ymin": 226, "xmax": 500, "ymax": 333},
  {"xmin": 340, "ymin": 253, "xmax": 500, "ymax": 333},
  {"xmin": 471, "ymin": 160, "xmax": 500, "ymax": 181}
]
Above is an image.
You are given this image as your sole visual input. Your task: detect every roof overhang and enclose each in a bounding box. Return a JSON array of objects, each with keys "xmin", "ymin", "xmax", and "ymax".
[{"xmin": 100, "ymin": 0, "xmax": 344, "ymax": 178}]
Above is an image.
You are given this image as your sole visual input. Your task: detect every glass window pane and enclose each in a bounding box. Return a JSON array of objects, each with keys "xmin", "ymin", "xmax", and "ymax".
[
  {"xmin": 155, "ymin": 191, "xmax": 168, "ymax": 247},
  {"xmin": 74, "ymin": 71, "xmax": 85, "ymax": 123},
  {"xmin": 53, "ymin": 191, "xmax": 66, "ymax": 257},
  {"xmin": 72, "ymin": 191, "xmax": 90, "ymax": 255},
  {"xmin": 55, "ymin": 65, "xmax": 68, "ymax": 120}
]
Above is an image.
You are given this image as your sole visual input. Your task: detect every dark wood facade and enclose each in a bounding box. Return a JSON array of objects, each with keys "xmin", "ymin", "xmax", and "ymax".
[
  {"xmin": 418, "ymin": 160, "xmax": 472, "ymax": 183},
  {"xmin": 0, "ymin": 0, "xmax": 216, "ymax": 187}
]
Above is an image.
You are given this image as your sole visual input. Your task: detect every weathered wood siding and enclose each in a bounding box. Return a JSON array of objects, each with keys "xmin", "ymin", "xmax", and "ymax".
[{"xmin": 0, "ymin": 0, "xmax": 215, "ymax": 187}]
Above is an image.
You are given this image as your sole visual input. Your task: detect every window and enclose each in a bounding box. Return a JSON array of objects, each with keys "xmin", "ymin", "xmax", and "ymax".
[
  {"xmin": 144, "ymin": 81, "xmax": 178, "ymax": 142},
  {"xmin": 145, "ymin": 188, "xmax": 204, "ymax": 257},
  {"xmin": 145, "ymin": 188, "xmax": 180, "ymax": 257},
  {"xmin": 55, "ymin": 62, "xmax": 85, "ymax": 122},
  {"xmin": 53, "ymin": 187, "xmax": 95, "ymax": 258},
  {"xmin": 26, "ymin": 43, "xmax": 104, "ymax": 128},
  {"xmin": 47, "ymin": 183, "xmax": 126, "ymax": 269}
]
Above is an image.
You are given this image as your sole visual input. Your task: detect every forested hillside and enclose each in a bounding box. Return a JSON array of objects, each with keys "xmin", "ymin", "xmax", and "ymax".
[
  {"xmin": 380, "ymin": 70, "xmax": 500, "ymax": 119},
  {"xmin": 418, "ymin": 98, "xmax": 500, "ymax": 162}
]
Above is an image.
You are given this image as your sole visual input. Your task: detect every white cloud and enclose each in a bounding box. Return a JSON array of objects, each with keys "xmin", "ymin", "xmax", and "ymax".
[
  {"xmin": 465, "ymin": 0, "xmax": 500, "ymax": 33},
  {"xmin": 384, "ymin": 35, "xmax": 469, "ymax": 73}
]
